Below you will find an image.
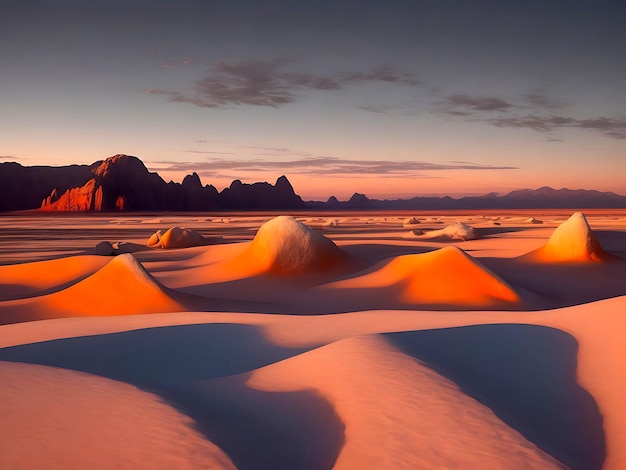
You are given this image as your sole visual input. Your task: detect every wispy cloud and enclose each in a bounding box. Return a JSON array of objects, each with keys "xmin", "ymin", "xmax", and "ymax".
[
  {"xmin": 146, "ymin": 59, "xmax": 420, "ymax": 109},
  {"xmin": 180, "ymin": 150, "xmax": 236, "ymax": 155},
  {"xmin": 0, "ymin": 155, "xmax": 19, "ymax": 160},
  {"xmin": 488, "ymin": 115, "xmax": 626, "ymax": 139},
  {"xmin": 445, "ymin": 94, "xmax": 515, "ymax": 112},
  {"xmin": 433, "ymin": 92, "xmax": 626, "ymax": 140},
  {"xmin": 149, "ymin": 156, "xmax": 518, "ymax": 178},
  {"xmin": 523, "ymin": 93, "xmax": 563, "ymax": 110}
]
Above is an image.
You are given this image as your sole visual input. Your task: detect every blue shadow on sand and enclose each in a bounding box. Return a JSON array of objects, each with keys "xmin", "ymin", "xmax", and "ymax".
[
  {"xmin": 386, "ymin": 324, "xmax": 605, "ymax": 470},
  {"xmin": 0, "ymin": 323, "xmax": 345, "ymax": 470}
]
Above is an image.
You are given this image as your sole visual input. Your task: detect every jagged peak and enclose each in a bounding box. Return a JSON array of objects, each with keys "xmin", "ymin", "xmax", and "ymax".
[{"xmin": 182, "ymin": 172, "xmax": 202, "ymax": 188}]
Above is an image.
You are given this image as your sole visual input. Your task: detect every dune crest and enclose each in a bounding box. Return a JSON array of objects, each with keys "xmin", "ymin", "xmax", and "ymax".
[
  {"xmin": 42, "ymin": 254, "xmax": 185, "ymax": 317},
  {"xmin": 247, "ymin": 335, "xmax": 561, "ymax": 469},
  {"xmin": 526, "ymin": 212, "xmax": 609, "ymax": 262},
  {"xmin": 332, "ymin": 246, "xmax": 520, "ymax": 308}
]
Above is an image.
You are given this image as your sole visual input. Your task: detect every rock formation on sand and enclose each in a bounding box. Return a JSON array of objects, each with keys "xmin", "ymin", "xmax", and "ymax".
[
  {"xmin": 46, "ymin": 254, "xmax": 185, "ymax": 316},
  {"xmin": 147, "ymin": 227, "xmax": 210, "ymax": 249},
  {"xmin": 332, "ymin": 246, "xmax": 520, "ymax": 308},
  {"xmin": 242, "ymin": 216, "xmax": 348, "ymax": 275},
  {"xmin": 526, "ymin": 212, "xmax": 609, "ymax": 262},
  {"xmin": 403, "ymin": 217, "xmax": 421, "ymax": 226},
  {"xmin": 411, "ymin": 222, "xmax": 480, "ymax": 241}
]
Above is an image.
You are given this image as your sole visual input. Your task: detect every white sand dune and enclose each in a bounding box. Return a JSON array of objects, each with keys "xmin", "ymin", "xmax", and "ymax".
[
  {"xmin": 247, "ymin": 334, "xmax": 563, "ymax": 469},
  {"xmin": 0, "ymin": 361, "xmax": 235, "ymax": 470},
  {"xmin": 524, "ymin": 212, "xmax": 610, "ymax": 262}
]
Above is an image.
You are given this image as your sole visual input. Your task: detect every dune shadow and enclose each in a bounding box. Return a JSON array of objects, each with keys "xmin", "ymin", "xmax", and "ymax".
[
  {"xmin": 176, "ymin": 375, "xmax": 345, "ymax": 470},
  {"xmin": 595, "ymin": 230, "xmax": 626, "ymax": 257},
  {"xmin": 386, "ymin": 324, "xmax": 604, "ymax": 470},
  {"xmin": 0, "ymin": 323, "xmax": 345, "ymax": 468},
  {"xmin": 476, "ymin": 226, "xmax": 542, "ymax": 237},
  {"xmin": 0, "ymin": 323, "xmax": 308, "ymax": 388}
]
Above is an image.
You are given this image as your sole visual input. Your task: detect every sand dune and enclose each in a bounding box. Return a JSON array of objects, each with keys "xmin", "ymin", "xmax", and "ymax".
[
  {"xmin": 0, "ymin": 361, "xmax": 235, "ymax": 470},
  {"xmin": 247, "ymin": 334, "xmax": 563, "ymax": 469},
  {"xmin": 0, "ymin": 254, "xmax": 187, "ymax": 324},
  {"xmin": 524, "ymin": 212, "xmax": 611, "ymax": 262},
  {"xmin": 328, "ymin": 246, "xmax": 520, "ymax": 308},
  {"xmin": 2, "ymin": 210, "xmax": 626, "ymax": 468},
  {"xmin": 0, "ymin": 255, "xmax": 109, "ymax": 301}
]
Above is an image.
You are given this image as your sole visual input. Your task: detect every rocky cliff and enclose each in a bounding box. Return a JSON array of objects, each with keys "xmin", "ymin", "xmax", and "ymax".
[{"xmin": 37, "ymin": 154, "xmax": 305, "ymax": 211}]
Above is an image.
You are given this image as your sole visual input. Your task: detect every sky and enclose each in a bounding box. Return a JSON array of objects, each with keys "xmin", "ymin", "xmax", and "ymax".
[{"xmin": 1, "ymin": 0, "xmax": 625, "ymax": 200}]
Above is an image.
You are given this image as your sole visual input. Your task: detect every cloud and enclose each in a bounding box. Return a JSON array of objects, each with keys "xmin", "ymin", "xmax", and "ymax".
[
  {"xmin": 445, "ymin": 94, "xmax": 515, "ymax": 113},
  {"xmin": 180, "ymin": 150, "xmax": 235, "ymax": 155},
  {"xmin": 523, "ymin": 93, "xmax": 563, "ymax": 110},
  {"xmin": 0, "ymin": 155, "xmax": 19, "ymax": 160},
  {"xmin": 148, "ymin": 156, "xmax": 518, "ymax": 178},
  {"xmin": 433, "ymin": 92, "xmax": 626, "ymax": 140},
  {"xmin": 488, "ymin": 115, "xmax": 626, "ymax": 139},
  {"xmin": 147, "ymin": 59, "xmax": 420, "ymax": 108}
]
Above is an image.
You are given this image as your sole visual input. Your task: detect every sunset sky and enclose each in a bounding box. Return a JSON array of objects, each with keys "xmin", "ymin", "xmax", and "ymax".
[{"xmin": 1, "ymin": 0, "xmax": 625, "ymax": 199}]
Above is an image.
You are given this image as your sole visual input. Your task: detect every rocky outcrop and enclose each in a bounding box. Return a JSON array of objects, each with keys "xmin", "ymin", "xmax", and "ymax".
[
  {"xmin": 36, "ymin": 154, "xmax": 304, "ymax": 212},
  {"xmin": 218, "ymin": 175, "xmax": 306, "ymax": 210},
  {"xmin": 0, "ymin": 161, "xmax": 97, "ymax": 211}
]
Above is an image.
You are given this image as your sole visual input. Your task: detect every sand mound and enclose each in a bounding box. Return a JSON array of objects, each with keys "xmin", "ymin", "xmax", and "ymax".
[
  {"xmin": 241, "ymin": 216, "xmax": 348, "ymax": 275},
  {"xmin": 412, "ymin": 222, "xmax": 480, "ymax": 241},
  {"xmin": 403, "ymin": 217, "xmax": 421, "ymax": 226},
  {"xmin": 246, "ymin": 335, "xmax": 560, "ymax": 469},
  {"xmin": 0, "ymin": 361, "xmax": 235, "ymax": 469},
  {"xmin": 526, "ymin": 217, "xmax": 543, "ymax": 224},
  {"xmin": 43, "ymin": 254, "xmax": 185, "ymax": 316},
  {"xmin": 332, "ymin": 246, "xmax": 519, "ymax": 308},
  {"xmin": 526, "ymin": 212, "xmax": 609, "ymax": 262},
  {"xmin": 147, "ymin": 226, "xmax": 210, "ymax": 249}
]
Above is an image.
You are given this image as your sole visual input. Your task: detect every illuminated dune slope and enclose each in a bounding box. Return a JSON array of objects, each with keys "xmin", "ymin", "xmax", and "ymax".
[
  {"xmin": 0, "ymin": 254, "xmax": 188, "ymax": 324},
  {"xmin": 0, "ymin": 255, "xmax": 109, "ymax": 301},
  {"xmin": 525, "ymin": 212, "xmax": 610, "ymax": 262},
  {"xmin": 330, "ymin": 246, "xmax": 520, "ymax": 308}
]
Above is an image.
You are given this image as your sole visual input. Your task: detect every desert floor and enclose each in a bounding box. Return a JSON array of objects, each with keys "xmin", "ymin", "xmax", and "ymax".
[{"xmin": 1, "ymin": 209, "xmax": 625, "ymax": 469}]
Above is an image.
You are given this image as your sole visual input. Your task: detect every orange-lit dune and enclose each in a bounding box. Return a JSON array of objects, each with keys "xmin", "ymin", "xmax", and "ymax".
[
  {"xmin": 0, "ymin": 254, "xmax": 187, "ymax": 324},
  {"xmin": 524, "ymin": 212, "xmax": 610, "ymax": 262},
  {"xmin": 328, "ymin": 246, "xmax": 520, "ymax": 308},
  {"xmin": 0, "ymin": 255, "xmax": 109, "ymax": 301}
]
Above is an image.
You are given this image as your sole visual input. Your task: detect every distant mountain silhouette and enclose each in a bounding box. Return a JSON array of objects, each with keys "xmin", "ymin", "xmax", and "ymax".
[
  {"xmin": 1, "ymin": 154, "xmax": 624, "ymax": 211},
  {"xmin": 308, "ymin": 187, "xmax": 626, "ymax": 210}
]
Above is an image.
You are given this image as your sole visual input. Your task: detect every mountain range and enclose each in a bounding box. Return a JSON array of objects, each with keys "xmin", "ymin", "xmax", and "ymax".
[{"xmin": 1, "ymin": 154, "xmax": 625, "ymax": 212}]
